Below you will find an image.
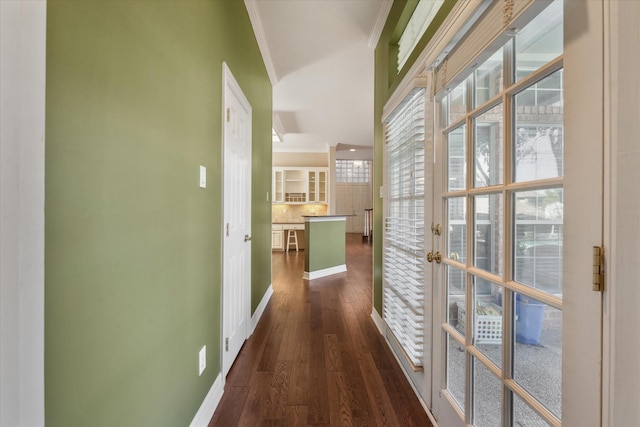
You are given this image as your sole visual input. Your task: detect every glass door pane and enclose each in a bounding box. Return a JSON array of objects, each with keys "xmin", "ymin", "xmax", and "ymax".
[
  {"xmin": 447, "ymin": 126, "xmax": 466, "ymax": 191},
  {"xmin": 473, "ymin": 357, "xmax": 502, "ymax": 427},
  {"xmin": 513, "ymin": 295, "xmax": 562, "ymax": 418},
  {"xmin": 447, "ymin": 333, "xmax": 466, "ymax": 410},
  {"xmin": 474, "ymin": 104, "xmax": 504, "ymax": 188},
  {"xmin": 308, "ymin": 170, "xmax": 316, "ymax": 202},
  {"xmin": 318, "ymin": 170, "xmax": 327, "ymax": 202}
]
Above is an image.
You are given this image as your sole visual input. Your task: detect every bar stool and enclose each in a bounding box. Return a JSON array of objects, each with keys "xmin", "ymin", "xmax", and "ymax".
[{"xmin": 286, "ymin": 229, "xmax": 299, "ymax": 252}]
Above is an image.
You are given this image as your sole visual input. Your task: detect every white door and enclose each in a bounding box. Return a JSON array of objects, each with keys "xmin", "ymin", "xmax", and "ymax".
[
  {"xmin": 430, "ymin": 2, "xmax": 602, "ymax": 425},
  {"xmin": 222, "ymin": 63, "xmax": 252, "ymax": 377}
]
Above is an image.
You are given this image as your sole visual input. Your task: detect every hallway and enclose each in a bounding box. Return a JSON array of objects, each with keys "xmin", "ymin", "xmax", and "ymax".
[{"xmin": 210, "ymin": 234, "xmax": 432, "ymax": 426}]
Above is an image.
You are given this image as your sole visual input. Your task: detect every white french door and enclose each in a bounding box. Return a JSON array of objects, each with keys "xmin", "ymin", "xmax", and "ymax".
[
  {"xmin": 222, "ymin": 63, "xmax": 252, "ymax": 377},
  {"xmin": 428, "ymin": 2, "xmax": 603, "ymax": 425}
]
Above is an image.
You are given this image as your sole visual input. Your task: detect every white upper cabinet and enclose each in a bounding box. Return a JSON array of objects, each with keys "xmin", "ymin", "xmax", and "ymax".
[{"xmin": 272, "ymin": 167, "xmax": 328, "ymax": 204}]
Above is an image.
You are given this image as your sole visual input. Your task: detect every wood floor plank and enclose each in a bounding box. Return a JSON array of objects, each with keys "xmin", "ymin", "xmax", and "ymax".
[
  {"xmin": 358, "ymin": 352, "xmax": 402, "ymax": 427},
  {"xmin": 327, "ymin": 371, "xmax": 354, "ymax": 427},
  {"xmin": 257, "ymin": 318, "xmax": 286, "ymax": 372},
  {"xmin": 262, "ymin": 360, "xmax": 290, "ymax": 421},
  {"xmin": 208, "ymin": 386, "xmax": 248, "ymax": 427},
  {"xmin": 335, "ymin": 340, "xmax": 373, "ymax": 421},
  {"xmin": 307, "ymin": 330, "xmax": 330, "ymax": 424},
  {"xmin": 286, "ymin": 329, "xmax": 310, "ymax": 405},
  {"xmin": 284, "ymin": 405, "xmax": 308, "ymax": 427},
  {"xmin": 323, "ymin": 334, "xmax": 342, "ymax": 372},
  {"xmin": 236, "ymin": 372, "xmax": 273, "ymax": 426}
]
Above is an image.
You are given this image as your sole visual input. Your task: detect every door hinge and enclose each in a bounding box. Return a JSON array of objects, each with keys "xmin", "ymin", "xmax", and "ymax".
[
  {"xmin": 226, "ymin": 223, "xmax": 230, "ymax": 237},
  {"xmin": 226, "ymin": 108, "xmax": 231, "ymax": 123},
  {"xmin": 225, "ymin": 338, "xmax": 229, "ymax": 352},
  {"xmin": 592, "ymin": 246, "xmax": 604, "ymax": 292}
]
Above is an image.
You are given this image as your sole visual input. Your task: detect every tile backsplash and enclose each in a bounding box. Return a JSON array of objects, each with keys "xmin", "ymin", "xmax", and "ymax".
[{"xmin": 272, "ymin": 204, "xmax": 328, "ymax": 223}]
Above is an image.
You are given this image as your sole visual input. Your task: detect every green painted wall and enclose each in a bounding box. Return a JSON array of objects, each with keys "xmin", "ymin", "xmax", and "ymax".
[
  {"xmin": 45, "ymin": 1, "xmax": 271, "ymax": 426},
  {"xmin": 305, "ymin": 220, "xmax": 346, "ymax": 273},
  {"xmin": 373, "ymin": 0, "xmax": 455, "ymax": 314}
]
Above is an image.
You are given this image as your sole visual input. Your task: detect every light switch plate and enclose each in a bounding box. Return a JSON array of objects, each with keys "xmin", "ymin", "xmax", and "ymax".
[
  {"xmin": 198, "ymin": 345, "xmax": 206, "ymax": 376},
  {"xmin": 199, "ymin": 166, "xmax": 206, "ymax": 188}
]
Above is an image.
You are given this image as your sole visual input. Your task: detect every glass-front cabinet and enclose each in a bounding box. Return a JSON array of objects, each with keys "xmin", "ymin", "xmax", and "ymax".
[
  {"xmin": 273, "ymin": 169, "xmax": 284, "ymax": 203},
  {"xmin": 308, "ymin": 170, "xmax": 317, "ymax": 202},
  {"xmin": 272, "ymin": 167, "xmax": 329, "ymax": 204},
  {"xmin": 317, "ymin": 170, "xmax": 327, "ymax": 203}
]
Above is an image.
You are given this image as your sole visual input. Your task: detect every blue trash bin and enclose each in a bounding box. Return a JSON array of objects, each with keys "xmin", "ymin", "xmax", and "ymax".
[{"xmin": 515, "ymin": 294, "xmax": 545, "ymax": 345}]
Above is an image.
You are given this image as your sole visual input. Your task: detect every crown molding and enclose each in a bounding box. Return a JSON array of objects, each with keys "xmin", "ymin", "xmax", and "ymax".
[
  {"xmin": 244, "ymin": 0, "xmax": 278, "ymax": 86},
  {"xmin": 368, "ymin": 0, "xmax": 393, "ymax": 49}
]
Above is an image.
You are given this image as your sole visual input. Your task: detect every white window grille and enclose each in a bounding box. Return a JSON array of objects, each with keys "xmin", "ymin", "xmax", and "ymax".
[{"xmin": 383, "ymin": 87, "xmax": 426, "ymax": 367}]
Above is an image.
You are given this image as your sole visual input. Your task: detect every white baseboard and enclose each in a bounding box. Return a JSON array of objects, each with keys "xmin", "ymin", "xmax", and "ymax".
[
  {"xmin": 189, "ymin": 373, "xmax": 224, "ymax": 427},
  {"xmin": 250, "ymin": 284, "xmax": 273, "ymax": 335},
  {"xmin": 302, "ymin": 264, "xmax": 347, "ymax": 280},
  {"xmin": 370, "ymin": 308, "xmax": 386, "ymax": 335}
]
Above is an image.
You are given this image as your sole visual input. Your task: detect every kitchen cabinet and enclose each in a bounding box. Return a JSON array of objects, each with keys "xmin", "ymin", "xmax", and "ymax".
[
  {"xmin": 271, "ymin": 225, "xmax": 284, "ymax": 250},
  {"xmin": 273, "ymin": 170, "xmax": 284, "ymax": 203},
  {"xmin": 272, "ymin": 167, "xmax": 328, "ymax": 204},
  {"xmin": 307, "ymin": 169, "xmax": 327, "ymax": 203},
  {"xmin": 272, "ymin": 223, "xmax": 305, "ymax": 250}
]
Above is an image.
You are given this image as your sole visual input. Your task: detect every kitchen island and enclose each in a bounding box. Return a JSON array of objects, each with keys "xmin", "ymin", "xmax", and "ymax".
[{"xmin": 302, "ymin": 215, "xmax": 348, "ymax": 280}]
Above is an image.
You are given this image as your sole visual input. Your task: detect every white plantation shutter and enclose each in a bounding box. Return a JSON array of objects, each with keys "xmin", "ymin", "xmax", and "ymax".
[{"xmin": 383, "ymin": 88, "xmax": 426, "ymax": 367}]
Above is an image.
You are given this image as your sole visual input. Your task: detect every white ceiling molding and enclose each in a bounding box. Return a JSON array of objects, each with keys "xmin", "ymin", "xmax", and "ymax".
[
  {"xmin": 368, "ymin": 0, "xmax": 394, "ymax": 49},
  {"xmin": 244, "ymin": 0, "xmax": 278, "ymax": 86}
]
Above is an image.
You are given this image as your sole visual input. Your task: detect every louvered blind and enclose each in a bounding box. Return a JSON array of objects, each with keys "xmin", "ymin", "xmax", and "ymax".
[{"xmin": 383, "ymin": 88, "xmax": 426, "ymax": 367}]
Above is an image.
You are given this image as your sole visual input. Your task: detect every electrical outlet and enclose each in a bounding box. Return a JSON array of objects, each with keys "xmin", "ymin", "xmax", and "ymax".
[{"xmin": 198, "ymin": 345, "xmax": 206, "ymax": 376}]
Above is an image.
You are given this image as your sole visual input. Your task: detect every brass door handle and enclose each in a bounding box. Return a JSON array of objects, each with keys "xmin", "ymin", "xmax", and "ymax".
[{"xmin": 427, "ymin": 251, "xmax": 442, "ymax": 263}]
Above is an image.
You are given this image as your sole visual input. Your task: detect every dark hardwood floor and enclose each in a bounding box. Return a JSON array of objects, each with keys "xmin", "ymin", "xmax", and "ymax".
[{"xmin": 210, "ymin": 233, "xmax": 432, "ymax": 426}]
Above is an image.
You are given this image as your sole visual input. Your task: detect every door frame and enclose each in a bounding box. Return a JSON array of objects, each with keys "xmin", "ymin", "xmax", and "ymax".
[{"xmin": 221, "ymin": 62, "xmax": 252, "ymax": 378}]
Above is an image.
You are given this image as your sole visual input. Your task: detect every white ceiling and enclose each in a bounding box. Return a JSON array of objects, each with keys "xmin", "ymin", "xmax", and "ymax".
[{"xmin": 246, "ymin": 0, "xmax": 392, "ymax": 154}]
